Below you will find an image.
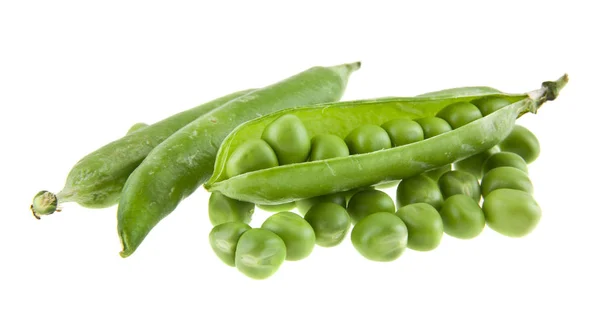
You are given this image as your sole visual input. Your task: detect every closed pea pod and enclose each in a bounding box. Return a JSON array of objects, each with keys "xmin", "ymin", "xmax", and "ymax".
[
  {"xmin": 205, "ymin": 75, "xmax": 567, "ymax": 205},
  {"xmin": 126, "ymin": 122, "xmax": 149, "ymax": 135},
  {"xmin": 117, "ymin": 62, "xmax": 360, "ymax": 257}
]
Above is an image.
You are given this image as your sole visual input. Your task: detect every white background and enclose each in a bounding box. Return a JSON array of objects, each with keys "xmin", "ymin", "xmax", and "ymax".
[{"xmin": 1, "ymin": 1, "xmax": 598, "ymax": 329}]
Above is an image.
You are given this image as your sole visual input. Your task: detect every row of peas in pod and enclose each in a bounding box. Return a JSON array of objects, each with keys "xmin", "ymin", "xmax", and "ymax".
[{"xmin": 208, "ymin": 96, "xmax": 542, "ymax": 279}]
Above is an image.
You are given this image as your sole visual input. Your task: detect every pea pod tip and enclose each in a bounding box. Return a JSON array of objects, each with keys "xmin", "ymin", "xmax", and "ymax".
[{"xmin": 30, "ymin": 190, "xmax": 58, "ymax": 219}]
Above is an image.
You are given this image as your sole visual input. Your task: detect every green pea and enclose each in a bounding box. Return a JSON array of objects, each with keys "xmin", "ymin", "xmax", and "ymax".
[
  {"xmin": 396, "ymin": 203, "xmax": 443, "ymax": 252},
  {"xmin": 296, "ymin": 192, "xmax": 346, "ymax": 216},
  {"xmin": 347, "ymin": 190, "xmax": 396, "ymax": 224},
  {"xmin": 424, "ymin": 164, "xmax": 452, "ymax": 182},
  {"xmin": 310, "ymin": 134, "xmax": 350, "ymax": 161},
  {"xmin": 304, "ymin": 202, "xmax": 351, "ymax": 247},
  {"xmin": 396, "ymin": 174, "xmax": 444, "ymax": 210},
  {"xmin": 351, "ymin": 212, "xmax": 408, "ymax": 262},
  {"xmin": 471, "ymin": 96, "xmax": 512, "ymax": 116},
  {"xmin": 499, "ymin": 125, "xmax": 540, "ymax": 163},
  {"xmin": 344, "ymin": 124, "xmax": 392, "ymax": 154},
  {"xmin": 454, "ymin": 146, "xmax": 500, "ymax": 179},
  {"xmin": 436, "ymin": 102, "xmax": 483, "ymax": 129},
  {"xmin": 481, "ymin": 167, "xmax": 533, "ymax": 197},
  {"xmin": 256, "ymin": 202, "xmax": 296, "ymax": 212},
  {"xmin": 209, "ymin": 222, "xmax": 252, "ymax": 267},
  {"xmin": 483, "ymin": 189, "xmax": 541, "ymax": 237},
  {"xmin": 261, "ymin": 114, "xmax": 311, "ymax": 165},
  {"xmin": 381, "ymin": 118, "xmax": 424, "ymax": 147},
  {"xmin": 235, "ymin": 228, "xmax": 287, "ymax": 280},
  {"xmin": 261, "ymin": 212, "xmax": 315, "ymax": 261},
  {"xmin": 439, "ymin": 195, "xmax": 485, "ymax": 239},
  {"xmin": 482, "ymin": 152, "xmax": 528, "ymax": 174},
  {"xmin": 416, "ymin": 117, "xmax": 452, "ymax": 139},
  {"xmin": 208, "ymin": 192, "xmax": 254, "ymax": 226},
  {"xmin": 343, "ymin": 186, "xmax": 375, "ymax": 204},
  {"xmin": 226, "ymin": 139, "xmax": 278, "ymax": 178},
  {"xmin": 438, "ymin": 170, "xmax": 481, "ymax": 202}
]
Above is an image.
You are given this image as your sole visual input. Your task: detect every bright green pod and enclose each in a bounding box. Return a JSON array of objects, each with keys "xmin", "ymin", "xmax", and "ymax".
[
  {"xmin": 118, "ymin": 62, "xmax": 360, "ymax": 257},
  {"xmin": 126, "ymin": 122, "xmax": 149, "ymax": 135},
  {"xmin": 205, "ymin": 76, "xmax": 567, "ymax": 205},
  {"xmin": 483, "ymin": 189, "xmax": 541, "ymax": 237},
  {"xmin": 261, "ymin": 212, "xmax": 315, "ymax": 261},
  {"xmin": 295, "ymin": 192, "xmax": 346, "ymax": 216},
  {"xmin": 235, "ymin": 228, "xmax": 287, "ymax": 280},
  {"xmin": 261, "ymin": 114, "xmax": 311, "ymax": 165},
  {"xmin": 345, "ymin": 124, "xmax": 392, "ymax": 154},
  {"xmin": 351, "ymin": 212, "xmax": 408, "ymax": 262},
  {"xmin": 256, "ymin": 202, "xmax": 296, "ymax": 213},
  {"xmin": 396, "ymin": 174, "xmax": 444, "ymax": 210},
  {"xmin": 346, "ymin": 190, "xmax": 395, "ymax": 224},
  {"xmin": 304, "ymin": 202, "xmax": 351, "ymax": 247},
  {"xmin": 226, "ymin": 139, "xmax": 279, "ymax": 178},
  {"xmin": 454, "ymin": 146, "xmax": 501, "ymax": 179},
  {"xmin": 309, "ymin": 134, "xmax": 350, "ymax": 161},
  {"xmin": 381, "ymin": 118, "xmax": 424, "ymax": 147},
  {"xmin": 396, "ymin": 203, "xmax": 443, "ymax": 252},
  {"xmin": 209, "ymin": 222, "xmax": 252, "ymax": 267},
  {"xmin": 482, "ymin": 152, "xmax": 529, "ymax": 174},
  {"xmin": 438, "ymin": 170, "xmax": 481, "ymax": 202},
  {"xmin": 436, "ymin": 102, "xmax": 483, "ymax": 128},
  {"xmin": 208, "ymin": 192, "xmax": 254, "ymax": 226},
  {"xmin": 499, "ymin": 125, "xmax": 541, "ymax": 163},
  {"xmin": 480, "ymin": 167, "xmax": 533, "ymax": 197},
  {"xmin": 440, "ymin": 195, "xmax": 485, "ymax": 239}
]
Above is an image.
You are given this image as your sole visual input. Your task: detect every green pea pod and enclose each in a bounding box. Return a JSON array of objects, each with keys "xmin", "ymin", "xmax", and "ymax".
[
  {"xmin": 118, "ymin": 62, "xmax": 361, "ymax": 257},
  {"xmin": 30, "ymin": 89, "xmax": 254, "ymax": 219},
  {"xmin": 205, "ymin": 75, "xmax": 568, "ymax": 205}
]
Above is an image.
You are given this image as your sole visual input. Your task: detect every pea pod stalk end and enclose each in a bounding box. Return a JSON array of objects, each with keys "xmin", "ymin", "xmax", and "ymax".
[{"xmin": 31, "ymin": 191, "xmax": 59, "ymax": 219}]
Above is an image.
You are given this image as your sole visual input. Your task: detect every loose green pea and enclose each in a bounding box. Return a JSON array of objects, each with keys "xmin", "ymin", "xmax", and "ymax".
[
  {"xmin": 235, "ymin": 228, "xmax": 287, "ymax": 280},
  {"xmin": 483, "ymin": 189, "xmax": 541, "ymax": 237},
  {"xmin": 261, "ymin": 114, "xmax": 311, "ymax": 165},
  {"xmin": 261, "ymin": 212, "xmax": 315, "ymax": 261},
  {"xmin": 226, "ymin": 139, "xmax": 278, "ymax": 178},
  {"xmin": 381, "ymin": 118, "xmax": 424, "ymax": 147},
  {"xmin": 343, "ymin": 186, "xmax": 375, "ymax": 204},
  {"xmin": 436, "ymin": 102, "xmax": 483, "ymax": 129},
  {"xmin": 304, "ymin": 202, "xmax": 351, "ymax": 247},
  {"xmin": 345, "ymin": 124, "xmax": 392, "ymax": 154},
  {"xmin": 424, "ymin": 164, "xmax": 452, "ymax": 182},
  {"xmin": 351, "ymin": 212, "xmax": 408, "ymax": 262},
  {"xmin": 471, "ymin": 96, "xmax": 512, "ymax": 116},
  {"xmin": 499, "ymin": 125, "xmax": 540, "ymax": 163},
  {"xmin": 347, "ymin": 190, "xmax": 396, "ymax": 224},
  {"xmin": 310, "ymin": 134, "xmax": 350, "ymax": 161},
  {"xmin": 296, "ymin": 192, "xmax": 346, "ymax": 216},
  {"xmin": 454, "ymin": 146, "xmax": 500, "ymax": 179},
  {"xmin": 438, "ymin": 170, "xmax": 481, "ymax": 202},
  {"xmin": 482, "ymin": 152, "xmax": 528, "ymax": 174},
  {"xmin": 481, "ymin": 167, "xmax": 533, "ymax": 197},
  {"xmin": 416, "ymin": 117, "xmax": 452, "ymax": 139},
  {"xmin": 257, "ymin": 202, "xmax": 296, "ymax": 212},
  {"xmin": 440, "ymin": 195, "xmax": 485, "ymax": 239},
  {"xmin": 209, "ymin": 222, "xmax": 252, "ymax": 267},
  {"xmin": 396, "ymin": 174, "xmax": 444, "ymax": 210},
  {"xmin": 396, "ymin": 203, "xmax": 443, "ymax": 252},
  {"xmin": 208, "ymin": 192, "xmax": 254, "ymax": 226}
]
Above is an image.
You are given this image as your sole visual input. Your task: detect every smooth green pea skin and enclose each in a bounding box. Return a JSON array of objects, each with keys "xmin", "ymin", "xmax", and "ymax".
[
  {"xmin": 304, "ymin": 202, "xmax": 351, "ymax": 247},
  {"xmin": 209, "ymin": 222, "xmax": 252, "ymax": 267},
  {"xmin": 436, "ymin": 102, "xmax": 483, "ymax": 129},
  {"xmin": 381, "ymin": 119, "xmax": 424, "ymax": 147},
  {"xmin": 396, "ymin": 174, "xmax": 444, "ymax": 210},
  {"xmin": 481, "ymin": 167, "xmax": 533, "ymax": 197},
  {"xmin": 483, "ymin": 189, "xmax": 541, "ymax": 237},
  {"xmin": 208, "ymin": 192, "xmax": 254, "ymax": 226},
  {"xmin": 347, "ymin": 190, "xmax": 396, "ymax": 224},
  {"xmin": 351, "ymin": 212, "xmax": 408, "ymax": 262},
  {"xmin": 296, "ymin": 192, "xmax": 346, "ymax": 216},
  {"xmin": 471, "ymin": 96, "xmax": 512, "ymax": 116},
  {"xmin": 261, "ymin": 114, "xmax": 311, "ymax": 165},
  {"xmin": 257, "ymin": 202, "xmax": 296, "ymax": 213},
  {"xmin": 344, "ymin": 124, "xmax": 392, "ymax": 154},
  {"xmin": 396, "ymin": 203, "xmax": 443, "ymax": 252},
  {"xmin": 498, "ymin": 125, "xmax": 540, "ymax": 163},
  {"xmin": 261, "ymin": 212, "xmax": 316, "ymax": 261},
  {"xmin": 416, "ymin": 117, "xmax": 452, "ymax": 139},
  {"xmin": 235, "ymin": 228, "xmax": 287, "ymax": 280},
  {"xmin": 454, "ymin": 146, "xmax": 500, "ymax": 179},
  {"xmin": 482, "ymin": 152, "xmax": 529, "ymax": 174},
  {"xmin": 424, "ymin": 164, "xmax": 452, "ymax": 182},
  {"xmin": 343, "ymin": 186, "xmax": 375, "ymax": 204},
  {"xmin": 438, "ymin": 170, "xmax": 481, "ymax": 202},
  {"xmin": 226, "ymin": 139, "xmax": 279, "ymax": 178},
  {"xmin": 310, "ymin": 134, "xmax": 350, "ymax": 161},
  {"xmin": 439, "ymin": 195, "xmax": 485, "ymax": 239}
]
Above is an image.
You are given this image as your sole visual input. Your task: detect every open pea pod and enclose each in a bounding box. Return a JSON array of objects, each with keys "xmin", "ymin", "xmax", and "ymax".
[{"xmin": 205, "ymin": 75, "xmax": 567, "ymax": 205}]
